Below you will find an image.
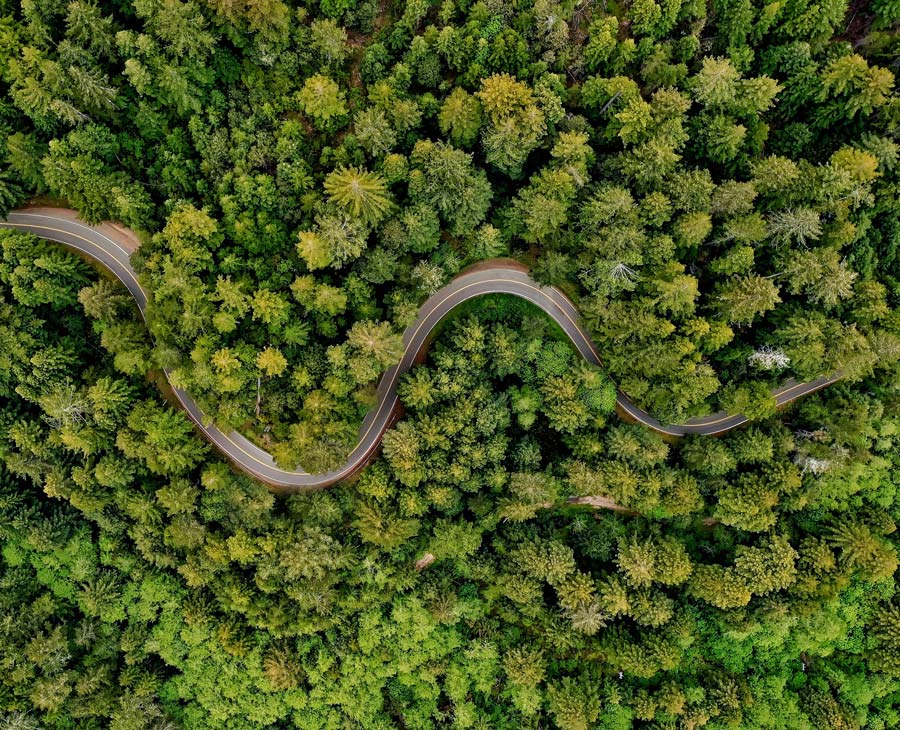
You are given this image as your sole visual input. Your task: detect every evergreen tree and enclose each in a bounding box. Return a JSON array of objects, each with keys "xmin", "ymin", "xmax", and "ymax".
[{"xmin": 323, "ymin": 166, "xmax": 394, "ymax": 227}]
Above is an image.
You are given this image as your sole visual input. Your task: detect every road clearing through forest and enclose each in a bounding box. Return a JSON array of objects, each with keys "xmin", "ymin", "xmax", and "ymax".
[{"xmin": 0, "ymin": 207, "xmax": 842, "ymax": 491}]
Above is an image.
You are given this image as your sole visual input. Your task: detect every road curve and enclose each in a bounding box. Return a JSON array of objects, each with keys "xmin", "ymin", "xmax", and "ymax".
[{"xmin": 0, "ymin": 208, "xmax": 842, "ymax": 492}]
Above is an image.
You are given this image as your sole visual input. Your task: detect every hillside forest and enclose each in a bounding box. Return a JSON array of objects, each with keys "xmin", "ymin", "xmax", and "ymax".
[{"xmin": 1, "ymin": 0, "xmax": 900, "ymax": 727}]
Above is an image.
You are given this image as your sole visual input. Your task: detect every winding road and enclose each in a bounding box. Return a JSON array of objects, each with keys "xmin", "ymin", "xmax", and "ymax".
[{"xmin": 0, "ymin": 208, "xmax": 841, "ymax": 492}]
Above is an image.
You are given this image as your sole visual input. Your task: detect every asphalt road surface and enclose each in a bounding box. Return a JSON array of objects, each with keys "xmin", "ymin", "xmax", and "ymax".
[{"xmin": 0, "ymin": 207, "xmax": 842, "ymax": 492}]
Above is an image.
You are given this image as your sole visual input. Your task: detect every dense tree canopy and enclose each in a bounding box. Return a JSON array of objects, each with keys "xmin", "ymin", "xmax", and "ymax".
[
  {"xmin": 3, "ymin": 0, "xmax": 898, "ymax": 455},
  {"xmin": 0, "ymin": 0, "xmax": 899, "ymax": 727}
]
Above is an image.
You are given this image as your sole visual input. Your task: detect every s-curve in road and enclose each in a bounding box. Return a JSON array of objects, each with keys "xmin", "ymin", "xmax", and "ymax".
[{"xmin": 0, "ymin": 207, "xmax": 843, "ymax": 492}]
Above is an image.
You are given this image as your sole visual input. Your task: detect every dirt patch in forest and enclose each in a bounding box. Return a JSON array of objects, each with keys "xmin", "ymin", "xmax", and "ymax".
[
  {"xmin": 459, "ymin": 257, "xmax": 530, "ymax": 275},
  {"xmin": 839, "ymin": 0, "xmax": 879, "ymax": 47},
  {"xmin": 346, "ymin": 0, "xmax": 392, "ymax": 89},
  {"xmin": 566, "ymin": 495, "xmax": 636, "ymax": 514},
  {"xmin": 104, "ymin": 221, "xmax": 144, "ymax": 254}
]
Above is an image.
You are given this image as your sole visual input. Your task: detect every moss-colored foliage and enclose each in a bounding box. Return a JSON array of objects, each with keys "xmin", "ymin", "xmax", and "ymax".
[{"xmin": 0, "ymin": 0, "xmax": 899, "ymax": 728}]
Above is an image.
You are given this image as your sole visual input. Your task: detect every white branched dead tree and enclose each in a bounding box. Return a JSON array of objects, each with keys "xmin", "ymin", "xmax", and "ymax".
[
  {"xmin": 748, "ymin": 345, "xmax": 791, "ymax": 370},
  {"xmin": 793, "ymin": 453, "xmax": 833, "ymax": 475},
  {"xmin": 609, "ymin": 262, "xmax": 639, "ymax": 284}
]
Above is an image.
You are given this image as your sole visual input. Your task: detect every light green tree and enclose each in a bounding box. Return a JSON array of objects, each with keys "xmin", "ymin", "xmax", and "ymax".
[
  {"xmin": 438, "ymin": 87, "xmax": 483, "ymax": 148},
  {"xmin": 324, "ymin": 166, "xmax": 394, "ymax": 227},
  {"xmin": 714, "ymin": 275, "xmax": 781, "ymax": 325},
  {"xmin": 297, "ymin": 74, "xmax": 348, "ymax": 128}
]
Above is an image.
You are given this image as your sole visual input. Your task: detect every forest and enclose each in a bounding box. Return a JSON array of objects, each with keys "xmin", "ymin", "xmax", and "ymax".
[{"xmin": 1, "ymin": 0, "xmax": 900, "ymax": 726}]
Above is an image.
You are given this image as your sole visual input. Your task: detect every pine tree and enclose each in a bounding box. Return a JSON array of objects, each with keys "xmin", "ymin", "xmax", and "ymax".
[
  {"xmin": 353, "ymin": 503, "xmax": 420, "ymax": 549},
  {"xmin": 0, "ymin": 168, "xmax": 25, "ymax": 216},
  {"xmin": 438, "ymin": 88, "xmax": 484, "ymax": 148},
  {"xmin": 652, "ymin": 537, "xmax": 693, "ymax": 585},
  {"xmin": 547, "ymin": 677, "xmax": 601, "ymax": 730},
  {"xmin": 714, "ymin": 275, "xmax": 781, "ymax": 325},
  {"xmin": 256, "ymin": 347, "xmax": 288, "ymax": 377},
  {"xmin": 628, "ymin": 587, "xmax": 674, "ymax": 627},
  {"xmin": 733, "ymin": 535, "xmax": 798, "ymax": 594},
  {"xmin": 78, "ymin": 279, "xmax": 129, "ymax": 321},
  {"xmin": 502, "ymin": 646, "xmax": 545, "ymax": 687},
  {"xmin": 616, "ymin": 536, "xmax": 657, "ymax": 588},
  {"xmin": 323, "ymin": 166, "xmax": 394, "ymax": 227},
  {"xmin": 476, "ymin": 74, "xmax": 547, "ymax": 178},
  {"xmin": 820, "ymin": 54, "xmax": 894, "ymax": 121},
  {"xmin": 869, "ymin": 603, "xmax": 900, "ymax": 676},
  {"xmin": 309, "ymin": 18, "xmax": 348, "ymax": 69},
  {"xmin": 382, "ymin": 421, "xmax": 425, "ymax": 486},
  {"xmin": 782, "ymin": 248, "xmax": 856, "ymax": 308},
  {"xmin": 297, "ymin": 211, "xmax": 369, "ymax": 270},
  {"xmin": 6, "ymin": 132, "xmax": 46, "ymax": 192},
  {"xmin": 67, "ymin": 65, "xmax": 117, "ymax": 117},
  {"xmin": 719, "ymin": 381, "xmax": 778, "ymax": 421},
  {"xmin": 353, "ymin": 107, "xmax": 397, "ymax": 158},
  {"xmin": 767, "ymin": 208, "xmax": 822, "ymax": 246},
  {"xmin": 692, "ymin": 57, "xmax": 741, "ymax": 109},
  {"xmin": 345, "ymin": 320, "xmax": 403, "ymax": 378},
  {"xmin": 250, "ymin": 289, "xmax": 290, "ymax": 327},
  {"xmin": 297, "ymin": 74, "xmax": 347, "ymax": 128},
  {"xmin": 688, "ymin": 565, "xmax": 752, "ymax": 608},
  {"xmin": 116, "ymin": 400, "xmax": 208, "ymax": 475},
  {"xmin": 825, "ymin": 521, "xmax": 898, "ymax": 580},
  {"xmin": 409, "ymin": 140, "xmax": 492, "ymax": 235}
]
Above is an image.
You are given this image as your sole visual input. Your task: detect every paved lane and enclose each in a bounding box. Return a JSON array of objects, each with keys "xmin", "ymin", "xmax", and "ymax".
[{"xmin": 0, "ymin": 208, "xmax": 842, "ymax": 491}]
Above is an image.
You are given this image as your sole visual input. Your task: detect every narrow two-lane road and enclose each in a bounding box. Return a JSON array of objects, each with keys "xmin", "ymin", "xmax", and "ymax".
[{"xmin": 0, "ymin": 208, "xmax": 841, "ymax": 492}]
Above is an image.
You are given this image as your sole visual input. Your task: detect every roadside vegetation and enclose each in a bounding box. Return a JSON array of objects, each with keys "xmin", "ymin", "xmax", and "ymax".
[
  {"xmin": 2, "ymin": 0, "xmax": 900, "ymax": 471},
  {"xmin": 1, "ymin": 0, "xmax": 900, "ymax": 727}
]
